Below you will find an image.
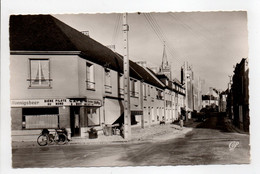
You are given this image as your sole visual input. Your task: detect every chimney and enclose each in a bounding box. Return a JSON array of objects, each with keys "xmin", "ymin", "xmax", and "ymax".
[
  {"xmin": 136, "ymin": 61, "xmax": 147, "ymax": 68},
  {"xmin": 106, "ymin": 45, "xmax": 116, "ymax": 52},
  {"xmin": 81, "ymin": 31, "xmax": 90, "ymax": 37},
  {"xmin": 149, "ymin": 67, "xmax": 159, "ymax": 74}
]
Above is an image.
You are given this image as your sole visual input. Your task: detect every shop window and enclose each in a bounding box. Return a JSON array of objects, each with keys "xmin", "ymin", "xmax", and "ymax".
[
  {"xmin": 86, "ymin": 63, "xmax": 95, "ymax": 90},
  {"xmin": 87, "ymin": 108, "xmax": 100, "ymax": 126},
  {"xmin": 105, "ymin": 69, "xmax": 112, "ymax": 93},
  {"xmin": 28, "ymin": 59, "xmax": 51, "ymax": 88},
  {"xmin": 22, "ymin": 108, "xmax": 59, "ymax": 129}
]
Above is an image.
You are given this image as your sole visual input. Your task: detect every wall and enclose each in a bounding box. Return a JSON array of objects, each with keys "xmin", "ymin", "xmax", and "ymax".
[
  {"xmin": 10, "ymin": 55, "xmax": 80, "ymax": 99},
  {"xmin": 11, "ymin": 108, "xmax": 22, "ymax": 130},
  {"xmin": 143, "ymin": 84, "xmax": 165, "ymax": 126}
]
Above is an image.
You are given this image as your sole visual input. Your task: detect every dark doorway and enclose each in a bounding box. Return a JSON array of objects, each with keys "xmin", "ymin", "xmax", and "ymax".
[{"xmin": 70, "ymin": 107, "xmax": 80, "ymax": 137}]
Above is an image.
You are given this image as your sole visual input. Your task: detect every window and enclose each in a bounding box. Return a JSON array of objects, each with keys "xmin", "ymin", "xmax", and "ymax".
[
  {"xmin": 86, "ymin": 63, "xmax": 95, "ymax": 90},
  {"xmin": 119, "ymin": 74, "xmax": 124, "ymax": 96},
  {"xmin": 130, "ymin": 79, "xmax": 139, "ymax": 97},
  {"xmin": 28, "ymin": 59, "xmax": 51, "ymax": 88},
  {"xmin": 87, "ymin": 107, "xmax": 100, "ymax": 126},
  {"xmin": 22, "ymin": 108, "xmax": 59, "ymax": 129},
  {"xmin": 161, "ymin": 108, "xmax": 164, "ymax": 118},
  {"xmin": 105, "ymin": 69, "xmax": 112, "ymax": 93},
  {"xmin": 156, "ymin": 89, "xmax": 164, "ymax": 100},
  {"xmin": 151, "ymin": 107, "xmax": 155, "ymax": 121},
  {"xmin": 148, "ymin": 85, "xmax": 150, "ymax": 96},
  {"xmin": 156, "ymin": 107, "xmax": 159, "ymax": 121},
  {"xmin": 143, "ymin": 84, "xmax": 147, "ymax": 100}
]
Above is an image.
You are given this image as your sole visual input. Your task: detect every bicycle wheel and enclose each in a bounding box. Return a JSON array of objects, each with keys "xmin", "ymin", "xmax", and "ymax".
[
  {"xmin": 48, "ymin": 134, "xmax": 55, "ymax": 145},
  {"xmin": 57, "ymin": 133, "xmax": 67, "ymax": 145},
  {"xmin": 37, "ymin": 134, "xmax": 48, "ymax": 146}
]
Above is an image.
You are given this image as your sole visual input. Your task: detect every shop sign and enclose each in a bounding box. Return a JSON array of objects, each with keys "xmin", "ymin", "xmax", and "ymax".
[
  {"xmin": 11, "ymin": 99, "xmax": 71, "ymax": 107},
  {"xmin": 69, "ymin": 99, "xmax": 102, "ymax": 106},
  {"xmin": 85, "ymin": 99, "xmax": 102, "ymax": 106},
  {"xmin": 11, "ymin": 98, "xmax": 102, "ymax": 107}
]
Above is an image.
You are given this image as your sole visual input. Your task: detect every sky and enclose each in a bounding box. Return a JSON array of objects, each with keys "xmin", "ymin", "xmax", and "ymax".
[{"xmin": 53, "ymin": 12, "xmax": 248, "ymax": 93}]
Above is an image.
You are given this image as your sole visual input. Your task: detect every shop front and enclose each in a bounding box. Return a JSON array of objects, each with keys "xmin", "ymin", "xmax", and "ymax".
[
  {"xmin": 69, "ymin": 98, "xmax": 102, "ymax": 138},
  {"xmin": 11, "ymin": 98, "xmax": 102, "ymax": 139}
]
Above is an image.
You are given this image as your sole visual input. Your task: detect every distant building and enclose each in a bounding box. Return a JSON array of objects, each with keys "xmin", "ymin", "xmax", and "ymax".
[{"xmin": 202, "ymin": 87, "xmax": 219, "ymax": 109}]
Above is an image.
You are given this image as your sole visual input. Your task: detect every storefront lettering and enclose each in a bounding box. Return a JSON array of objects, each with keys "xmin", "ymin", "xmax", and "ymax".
[
  {"xmin": 11, "ymin": 100, "xmax": 40, "ymax": 106},
  {"xmin": 11, "ymin": 98, "xmax": 102, "ymax": 107}
]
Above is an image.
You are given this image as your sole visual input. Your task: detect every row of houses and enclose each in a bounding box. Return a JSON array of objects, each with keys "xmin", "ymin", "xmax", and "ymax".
[
  {"xmin": 10, "ymin": 15, "xmax": 185, "ymax": 139},
  {"xmin": 226, "ymin": 58, "xmax": 249, "ymax": 132}
]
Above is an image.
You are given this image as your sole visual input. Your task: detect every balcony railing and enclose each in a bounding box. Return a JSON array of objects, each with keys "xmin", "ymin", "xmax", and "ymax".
[
  {"xmin": 105, "ymin": 85, "xmax": 112, "ymax": 93},
  {"xmin": 119, "ymin": 88, "xmax": 124, "ymax": 94},
  {"xmin": 130, "ymin": 91, "xmax": 139, "ymax": 98},
  {"xmin": 86, "ymin": 81, "xmax": 95, "ymax": 90},
  {"xmin": 27, "ymin": 79, "xmax": 52, "ymax": 88},
  {"xmin": 156, "ymin": 95, "xmax": 164, "ymax": 100}
]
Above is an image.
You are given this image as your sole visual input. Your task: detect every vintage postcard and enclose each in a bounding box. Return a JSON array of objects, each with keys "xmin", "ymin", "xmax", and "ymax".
[{"xmin": 1, "ymin": 0, "xmax": 259, "ymax": 174}]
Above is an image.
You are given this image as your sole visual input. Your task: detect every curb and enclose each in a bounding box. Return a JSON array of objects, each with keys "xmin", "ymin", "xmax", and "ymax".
[{"xmin": 12, "ymin": 125, "xmax": 192, "ymax": 149}]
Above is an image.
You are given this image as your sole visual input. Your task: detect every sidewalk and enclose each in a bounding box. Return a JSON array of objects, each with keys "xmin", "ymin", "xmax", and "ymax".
[{"xmin": 12, "ymin": 123, "xmax": 192, "ymax": 149}]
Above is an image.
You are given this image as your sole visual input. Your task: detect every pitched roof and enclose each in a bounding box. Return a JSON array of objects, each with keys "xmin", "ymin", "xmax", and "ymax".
[
  {"xmin": 130, "ymin": 62, "xmax": 165, "ymax": 89},
  {"xmin": 9, "ymin": 14, "xmax": 141, "ymax": 80}
]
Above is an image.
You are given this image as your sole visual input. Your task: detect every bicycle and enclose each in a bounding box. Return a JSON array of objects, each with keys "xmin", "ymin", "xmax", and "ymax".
[{"xmin": 37, "ymin": 128, "xmax": 70, "ymax": 146}]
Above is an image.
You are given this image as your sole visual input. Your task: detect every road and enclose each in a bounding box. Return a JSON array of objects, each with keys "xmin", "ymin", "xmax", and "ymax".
[{"xmin": 12, "ymin": 115, "xmax": 250, "ymax": 168}]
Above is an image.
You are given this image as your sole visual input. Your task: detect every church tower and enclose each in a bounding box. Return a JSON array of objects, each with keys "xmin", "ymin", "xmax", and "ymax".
[{"xmin": 158, "ymin": 42, "xmax": 172, "ymax": 80}]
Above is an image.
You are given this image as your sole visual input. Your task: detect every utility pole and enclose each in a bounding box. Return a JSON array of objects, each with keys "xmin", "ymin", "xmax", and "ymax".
[
  {"xmin": 184, "ymin": 61, "xmax": 189, "ymax": 120},
  {"xmin": 123, "ymin": 13, "xmax": 131, "ymax": 140},
  {"xmin": 191, "ymin": 70, "xmax": 194, "ymax": 112},
  {"xmin": 198, "ymin": 77, "xmax": 201, "ymax": 111},
  {"xmin": 228, "ymin": 75, "xmax": 233, "ymax": 90}
]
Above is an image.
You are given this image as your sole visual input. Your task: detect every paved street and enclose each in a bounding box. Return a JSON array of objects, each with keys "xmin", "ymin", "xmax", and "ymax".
[{"xmin": 12, "ymin": 115, "xmax": 250, "ymax": 168}]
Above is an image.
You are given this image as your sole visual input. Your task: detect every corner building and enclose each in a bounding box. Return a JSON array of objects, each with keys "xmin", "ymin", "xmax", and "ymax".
[{"xmin": 10, "ymin": 15, "xmax": 185, "ymax": 140}]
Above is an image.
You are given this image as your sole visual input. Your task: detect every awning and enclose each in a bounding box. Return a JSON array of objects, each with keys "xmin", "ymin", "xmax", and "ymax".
[
  {"xmin": 131, "ymin": 110, "xmax": 143, "ymax": 115},
  {"xmin": 104, "ymin": 98, "xmax": 124, "ymax": 125}
]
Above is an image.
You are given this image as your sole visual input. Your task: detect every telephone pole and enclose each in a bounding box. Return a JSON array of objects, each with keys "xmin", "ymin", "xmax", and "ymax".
[
  {"xmin": 123, "ymin": 13, "xmax": 131, "ymax": 140},
  {"xmin": 184, "ymin": 61, "xmax": 189, "ymax": 120},
  {"xmin": 228, "ymin": 75, "xmax": 233, "ymax": 90},
  {"xmin": 198, "ymin": 77, "xmax": 201, "ymax": 111}
]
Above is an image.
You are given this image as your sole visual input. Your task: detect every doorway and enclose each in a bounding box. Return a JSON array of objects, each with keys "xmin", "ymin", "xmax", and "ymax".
[{"xmin": 70, "ymin": 107, "xmax": 80, "ymax": 137}]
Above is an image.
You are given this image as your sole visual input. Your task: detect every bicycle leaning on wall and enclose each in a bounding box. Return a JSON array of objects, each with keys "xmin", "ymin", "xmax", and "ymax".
[{"xmin": 37, "ymin": 128, "xmax": 70, "ymax": 146}]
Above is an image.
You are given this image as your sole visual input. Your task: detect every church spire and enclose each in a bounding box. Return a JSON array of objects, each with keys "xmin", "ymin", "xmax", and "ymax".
[
  {"xmin": 159, "ymin": 42, "xmax": 172, "ymax": 80},
  {"xmin": 162, "ymin": 42, "xmax": 168, "ymax": 68}
]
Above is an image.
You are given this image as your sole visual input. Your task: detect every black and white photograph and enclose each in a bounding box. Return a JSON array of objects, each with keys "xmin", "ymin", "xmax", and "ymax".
[{"xmin": 1, "ymin": 0, "xmax": 260, "ymax": 173}]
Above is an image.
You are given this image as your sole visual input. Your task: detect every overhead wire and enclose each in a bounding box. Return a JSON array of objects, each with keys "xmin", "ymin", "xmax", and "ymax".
[
  {"xmin": 148, "ymin": 13, "xmax": 184, "ymax": 66},
  {"xmin": 111, "ymin": 14, "xmax": 121, "ymax": 45},
  {"xmin": 143, "ymin": 13, "xmax": 184, "ymax": 66}
]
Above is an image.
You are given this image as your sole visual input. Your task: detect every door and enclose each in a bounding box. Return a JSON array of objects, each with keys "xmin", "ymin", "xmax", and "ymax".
[{"xmin": 70, "ymin": 107, "xmax": 80, "ymax": 137}]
